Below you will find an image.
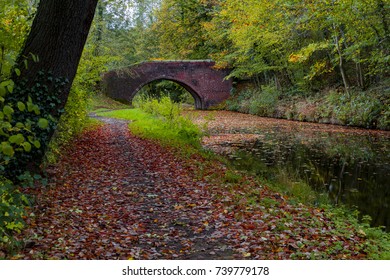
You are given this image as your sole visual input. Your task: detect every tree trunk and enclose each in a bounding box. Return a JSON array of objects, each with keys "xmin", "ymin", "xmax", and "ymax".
[
  {"xmin": 334, "ymin": 32, "xmax": 349, "ymax": 93},
  {"xmin": 93, "ymin": 1, "xmax": 105, "ymax": 57},
  {"xmin": 356, "ymin": 62, "xmax": 364, "ymax": 89},
  {"xmin": 8, "ymin": 0, "xmax": 98, "ymax": 173},
  {"xmin": 13, "ymin": 0, "xmax": 98, "ymax": 110}
]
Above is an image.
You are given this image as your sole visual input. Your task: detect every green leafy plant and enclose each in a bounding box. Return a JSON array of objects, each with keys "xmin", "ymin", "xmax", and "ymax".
[
  {"xmin": 0, "ymin": 78, "xmax": 48, "ymax": 173},
  {"xmin": 0, "ymin": 177, "xmax": 29, "ymax": 255},
  {"xmin": 1, "ymin": 71, "xmax": 64, "ymax": 179},
  {"xmin": 248, "ymin": 86, "xmax": 280, "ymax": 116},
  {"xmin": 98, "ymin": 96, "xmax": 203, "ymax": 148}
]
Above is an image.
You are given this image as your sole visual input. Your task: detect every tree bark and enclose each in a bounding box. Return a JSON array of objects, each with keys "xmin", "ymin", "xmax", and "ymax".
[
  {"xmin": 13, "ymin": 0, "xmax": 98, "ymax": 109},
  {"xmin": 7, "ymin": 0, "xmax": 98, "ymax": 173},
  {"xmin": 334, "ymin": 32, "xmax": 349, "ymax": 93}
]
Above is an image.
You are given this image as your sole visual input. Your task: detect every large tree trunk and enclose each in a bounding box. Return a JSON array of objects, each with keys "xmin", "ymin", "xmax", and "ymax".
[
  {"xmin": 7, "ymin": 0, "xmax": 98, "ymax": 174},
  {"xmin": 13, "ymin": 0, "xmax": 98, "ymax": 109}
]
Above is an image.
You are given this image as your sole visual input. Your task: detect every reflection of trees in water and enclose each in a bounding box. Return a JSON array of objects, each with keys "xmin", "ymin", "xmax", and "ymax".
[{"xmin": 227, "ymin": 130, "xmax": 389, "ymax": 231}]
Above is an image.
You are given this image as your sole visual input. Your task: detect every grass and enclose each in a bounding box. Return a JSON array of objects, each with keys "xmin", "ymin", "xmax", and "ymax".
[
  {"xmin": 97, "ymin": 107, "xmax": 202, "ymax": 149},
  {"xmin": 90, "ymin": 94, "xmax": 203, "ymax": 156}
]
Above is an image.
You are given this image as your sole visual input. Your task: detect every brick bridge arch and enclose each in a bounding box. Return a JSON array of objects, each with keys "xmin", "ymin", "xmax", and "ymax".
[{"xmin": 102, "ymin": 60, "xmax": 232, "ymax": 109}]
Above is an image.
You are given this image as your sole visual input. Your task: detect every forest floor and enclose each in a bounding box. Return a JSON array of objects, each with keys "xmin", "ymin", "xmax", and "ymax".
[{"xmin": 14, "ymin": 114, "xmax": 383, "ymax": 260}]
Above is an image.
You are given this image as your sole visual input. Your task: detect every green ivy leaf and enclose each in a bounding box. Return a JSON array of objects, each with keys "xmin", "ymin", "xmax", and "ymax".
[
  {"xmin": 0, "ymin": 81, "xmax": 13, "ymax": 95},
  {"xmin": 14, "ymin": 68, "xmax": 21, "ymax": 77},
  {"xmin": 17, "ymin": 102, "xmax": 26, "ymax": 112},
  {"xmin": 2, "ymin": 122, "xmax": 12, "ymax": 130},
  {"xmin": 0, "ymin": 85, "xmax": 6, "ymax": 97},
  {"xmin": 32, "ymin": 140, "xmax": 41, "ymax": 149},
  {"xmin": 15, "ymin": 122, "xmax": 25, "ymax": 129},
  {"xmin": 3, "ymin": 105, "xmax": 14, "ymax": 117},
  {"xmin": 1, "ymin": 142, "xmax": 14, "ymax": 157},
  {"xmin": 33, "ymin": 105, "xmax": 40, "ymax": 115},
  {"xmin": 21, "ymin": 195, "xmax": 30, "ymax": 205},
  {"xmin": 37, "ymin": 118, "xmax": 49, "ymax": 129},
  {"xmin": 9, "ymin": 134, "xmax": 25, "ymax": 145},
  {"xmin": 22, "ymin": 142, "xmax": 32, "ymax": 152},
  {"xmin": 30, "ymin": 53, "xmax": 39, "ymax": 63},
  {"xmin": 27, "ymin": 102, "xmax": 33, "ymax": 112},
  {"xmin": 6, "ymin": 81, "xmax": 14, "ymax": 93}
]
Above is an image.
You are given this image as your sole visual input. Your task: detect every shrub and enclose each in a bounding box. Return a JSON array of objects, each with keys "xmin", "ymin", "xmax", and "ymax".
[
  {"xmin": 136, "ymin": 96, "xmax": 202, "ymax": 146},
  {"xmin": 0, "ymin": 176, "xmax": 30, "ymax": 255},
  {"xmin": 321, "ymin": 90, "xmax": 387, "ymax": 128},
  {"xmin": 1, "ymin": 76, "xmax": 51, "ymax": 179},
  {"xmin": 0, "ymin": 75, "xmax": 51, "ymax": 256},
  {"xmin": 248, "ymin": 86, "xmax": 280, "ymax": 116},
  {"xmin": 99, "ymin": 96, "xmax": 203, "ymax": 148}
]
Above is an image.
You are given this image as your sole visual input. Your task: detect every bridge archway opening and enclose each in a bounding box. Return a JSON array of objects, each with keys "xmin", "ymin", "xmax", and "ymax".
[
  {"xmin": 131, "ymin": 78, "xmax": 202, "ymax": 109},
  {"xmin": 102, "ymin": 60, "xmax": 232, "ymax": 110}
]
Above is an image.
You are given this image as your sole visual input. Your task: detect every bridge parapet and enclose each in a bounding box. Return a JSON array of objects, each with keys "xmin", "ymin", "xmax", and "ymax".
[{"xmin": 102, "ymin": 60, "xmax": 232, "ymax": 109}]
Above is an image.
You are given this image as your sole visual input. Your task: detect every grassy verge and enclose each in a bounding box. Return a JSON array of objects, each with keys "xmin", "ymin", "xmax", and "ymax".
[{"xmin": 97, "ymin": 97, "xmax": 203, "ymax": 150}]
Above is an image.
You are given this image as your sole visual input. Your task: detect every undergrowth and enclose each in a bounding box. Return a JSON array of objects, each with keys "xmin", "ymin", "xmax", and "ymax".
[
  {"xmin": 227, "ymin": 83, "xmax": 390, "ymax": 130},
  {"xmin": 97, "ymin": 96, "xmax": 203, "ymax": 149}
]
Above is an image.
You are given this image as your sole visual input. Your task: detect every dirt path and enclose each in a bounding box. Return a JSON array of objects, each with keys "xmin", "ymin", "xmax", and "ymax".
[{"xmin": 19, "ymin": 119, "xmax": 233, "ymax": 259}]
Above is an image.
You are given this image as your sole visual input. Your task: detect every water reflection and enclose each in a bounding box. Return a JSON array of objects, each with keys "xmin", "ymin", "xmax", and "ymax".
[{"xmin": 220, "ymin": 129, "xmax": 389, "ymax": 231}]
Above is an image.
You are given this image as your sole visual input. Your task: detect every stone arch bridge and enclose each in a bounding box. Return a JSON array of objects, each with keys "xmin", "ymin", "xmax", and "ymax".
[{"xmin": 102, "ymin": 60, "xmax": 232, "ymax": 109}]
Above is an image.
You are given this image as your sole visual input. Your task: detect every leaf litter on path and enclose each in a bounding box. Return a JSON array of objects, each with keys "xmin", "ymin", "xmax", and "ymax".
[{"xmin": 16, "ymin": 118, "xmax": 370, "ymax": 260}]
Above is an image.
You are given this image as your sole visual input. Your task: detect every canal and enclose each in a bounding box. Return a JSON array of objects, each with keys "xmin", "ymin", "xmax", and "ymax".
[{"xmin": 189, "ymin": 110, "xmax": 390, "ymax": 231}]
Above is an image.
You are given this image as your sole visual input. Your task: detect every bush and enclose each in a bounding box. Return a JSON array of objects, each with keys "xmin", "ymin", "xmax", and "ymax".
[
  {"xmin": 226, "ymin": 88, "xmax": 253, "ymax": 112},
  {"xmin": 1, "ymin": 76, "xmax": 51, "ymax": 179},
  {"xmin": 136, "ymin": 96, "xmax": 202, "ymax": 147},
  {"xmin": 99, "ymin": 96, "xmax": 203, "ymax": 148},
  {"xmin": 321, "ymin": 90, "xmax": 387, "ymax": 128},
  {"xmin": 248, "ymin": 86, "xmax": 280, "ymax": 116},
  {"xmin": 229, "ymin": 80, "xmax": 389, "ymax": 130},
  {"xmin": 0, "ymin": 176, "xmax": 30, "ymax": 255},
  {"xmin": 378, "ymin": 109, "xmax": 390, "ymax": 130},
  {"xmin": 0, "ymin": 75, "xmax": 51, "ymax": 256}
]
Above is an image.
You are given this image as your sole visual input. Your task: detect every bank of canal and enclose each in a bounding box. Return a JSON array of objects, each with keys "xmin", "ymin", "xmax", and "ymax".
[{"xmin": 189, "ymin": 110, "xmax": 390, "ymax": 231}]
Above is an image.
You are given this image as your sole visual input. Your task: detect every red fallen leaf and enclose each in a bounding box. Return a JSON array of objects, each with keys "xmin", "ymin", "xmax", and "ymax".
[{"xmin": 241, "ymin": 223, "xmax": 256, "ymax": 230}]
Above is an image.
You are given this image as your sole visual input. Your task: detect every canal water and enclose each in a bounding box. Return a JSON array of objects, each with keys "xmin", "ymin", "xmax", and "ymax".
[{"xmin": 192, "ymin": 111, "xmax": 390, "ymax": 231}]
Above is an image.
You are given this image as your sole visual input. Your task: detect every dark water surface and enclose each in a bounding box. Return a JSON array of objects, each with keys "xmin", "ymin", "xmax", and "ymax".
[
  {"xmin": 229, "ymin": 128, "xmax": 390, "ymax": 230},
  {"xmin": 198, "ymin": 112, "xmax": 390, "ymax": 231}
]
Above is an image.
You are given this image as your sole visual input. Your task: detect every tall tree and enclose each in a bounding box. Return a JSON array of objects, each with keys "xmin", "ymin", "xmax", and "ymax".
[
  {"xmin": 13, "ymin": 0, "xmax": 99, "ymax": 111},
  {"xmin": 153, "ymin": 0, "xmax": 216, "ymax": 59},
  {"xmin": 5, "ymin": 0, "xmax": 99, "ymax": 172}
]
